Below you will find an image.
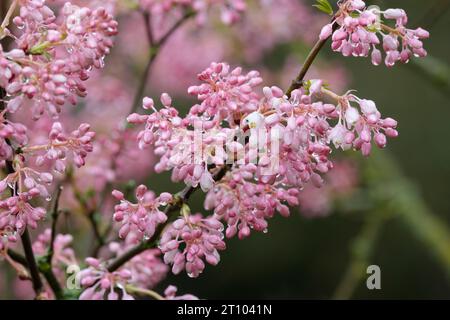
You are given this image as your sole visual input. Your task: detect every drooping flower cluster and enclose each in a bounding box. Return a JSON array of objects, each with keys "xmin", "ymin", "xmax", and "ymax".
[
  {"xmin": 1, "ymin": 0, "xmax": 118, "ymax": 118},
  {"xmin": 187, "ymin": 62, "xmax": 263, "ymax": 122},
  {"xmin": 0, "ymin": 1, "xmax": 101, "ymax": 255},
  {"xmin": 319, "ymin": 0, "xmax": 429, "ymax": 66},
  {"xmin": 30, "ymin": 122, "xmax": 95, "ymax": 170},
  {"xmin": 79, "ymin": 257, "xmax": 135, "ymax": 300},
  {"xmin": 0, "ymin": 0, "xmax": 431, "ymax": 301},
  {"xmin": 159, "ymin": 214, "xmax": 226, "ymax": 277},
  {"xmin": 112, "ymin": 185, "xmax": 172, "ymax": 242},
  {"xmin": 127, "ymin": 62, "xmax": 398, "ymax": 276},
  {"xmin": 0, "ymin": 121, "xmax": 95, "ymax": 203},
  {"xmin": 0, "ymin": 190, "xmax": 46, "ymax": 236}
]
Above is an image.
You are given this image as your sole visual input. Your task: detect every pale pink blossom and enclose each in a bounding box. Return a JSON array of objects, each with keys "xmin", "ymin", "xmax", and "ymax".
[
  {"xmin": 159, "ymin": 214, "xmax": 225, "ymax": 277},
  {"xmin": 112, "ymin": 185, "xmax": 172, "ymax": 242}
]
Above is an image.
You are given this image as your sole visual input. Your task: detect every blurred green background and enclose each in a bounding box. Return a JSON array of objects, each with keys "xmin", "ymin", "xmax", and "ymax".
[{"xmin": 149, "ymin": 0, "xmax": 450, "ymax": 299}]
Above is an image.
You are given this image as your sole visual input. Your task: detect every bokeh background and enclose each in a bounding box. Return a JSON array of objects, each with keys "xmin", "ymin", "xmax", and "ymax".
[{"xmin": 1, "ymin": 0, "xmax": 449, "ymax": 299}]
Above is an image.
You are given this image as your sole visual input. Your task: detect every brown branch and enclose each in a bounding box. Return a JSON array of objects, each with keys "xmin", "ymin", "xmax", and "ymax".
[
  {"xmin": 129, "ymin": 9, "xmax": 195, "ymax": 114},
  {"xmin": 285, "ymin": 21, "xmax": 337, "ymax": 97},
  {"xmin": 48, "ymin": 185, "xmax": 63, "ymax": 262},
  {"xmin": 20, "ymin": 229, "xmax": 45, "ymax": 298},
  {"xmin": 7, "ymin": 248, "xmax": 28, "ymax": 267},
  {"xmin": 2, "ymin": 101, "xmax": 44, "ymax": 298},
  {"xmin": 41, "ymin": 184, "xmax": 64, "ymax": 299}
]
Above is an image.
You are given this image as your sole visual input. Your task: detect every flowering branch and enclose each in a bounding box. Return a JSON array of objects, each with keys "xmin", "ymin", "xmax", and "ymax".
[
  {"xmin": 104, "ymin": 0, "xmax": 415, "ymax": 276},
  {"xmin": 4, "ymin": 154, "xmax": 44, "ymax": 298},
  {"xmin": 39, "ymin": 185, "xmax": 65, "ymax": 300},
  {"xmin": 106, "ymin": 165, "xmax": 229, "ymax": 272}
]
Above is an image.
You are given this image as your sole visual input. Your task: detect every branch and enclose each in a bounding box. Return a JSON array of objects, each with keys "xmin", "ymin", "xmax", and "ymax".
[
  {"xmin": 47, "ymin": 185, "xmax": 63, "ymax": 262},
  {"xmin": 285, "ymin": 21, "xmax": 337, "ymax": 97},
  {"xmin": 6, "ymin": 248, "xmax": 28, "ymax": 267},
  {"xmin": 20, "ymin": 229, "xmax": 45, "ymax": 298},
  {"xmin": 70, "ymin": 177, "xmax": 106, "ymax": 252},
  {"xmin": 129, "ymin": 9, "xmax": 195, "ymax": 114},
  {"xmin": 4, "ymin": 147, "xmax": 44, "ymax": 299},
  {"xmin": 40, "ymin": 184, "xmax": 64, "ymax": 299}
]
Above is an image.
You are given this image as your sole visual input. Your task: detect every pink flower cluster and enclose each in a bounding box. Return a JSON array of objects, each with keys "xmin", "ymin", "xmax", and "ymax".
[
  {"xmin": 159, "ymin": 214, "xmax": 226, "ymax": 277},
  {"xmin": 187, "ymin": 62, "xmax": 263, "ymax": 123},
  {"xmin": 204, "ymin": 165, "xmax": 297, "ymax": 239},
  {"xmin": 1, "ymin": 0, "xmax": 118, "ymax": 118},
  {"xmin": 79, "ymin": 257, "xmax": 135, "ymax": 300},
  {"xmin": 0, "ymin": 191, "xmax": 46, "ymax": 236},
  {"xmin": 0, "ymin": 110, "xmax": 28, "ymax": 165},
  {"xmin": 112, "ymin": 185, "xmax": 172, "ymax": 242},
  {"xmin": 123, "ymin": 61, "xmax": 399, "ymax": 278},
  {"xmin": 31, "ymin": 122, "xmax": 95, "ymax": 170},
  {"xmin": 0, "ymin": 122, "xmax": 95, "ymax": 228},
  {"xmin": 0, "ymin": 0, "xmax": 102, "ymax": 252},
  {"xmin": 319, "ymin": 0, "xmax": 429, "ymax": 66},
  {"xmin": 79, "ymin": 246, "xmax": 196, "ymax": 300}
]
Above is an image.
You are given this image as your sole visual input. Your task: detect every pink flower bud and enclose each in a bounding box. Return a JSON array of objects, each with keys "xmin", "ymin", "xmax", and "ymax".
[
  {"xmin": 374, "ymin": 133, "xmax": 387, "ymax": 148},
  {"xmin": 319, "ymin": 24, "xmax": 333, "ymax": 40},
  {"xmin": 160, "ymin": 93, "xmax": 172, "ymax": 106},
  {"xmin": 112, "ymin": 190, "xmax": 124, "ymax": 200}
]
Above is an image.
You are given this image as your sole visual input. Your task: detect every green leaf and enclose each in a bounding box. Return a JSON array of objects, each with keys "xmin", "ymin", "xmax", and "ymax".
[{"xmin": 313, "ymin": 0, "xmax": 334, "ymax": 15}]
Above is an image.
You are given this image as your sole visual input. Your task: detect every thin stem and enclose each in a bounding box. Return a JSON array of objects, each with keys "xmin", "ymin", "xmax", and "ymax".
[
  {"xmin": 40, "ymin": 184, "xmax": 65, "ymax": 299},
  {"xmin": 48, "ymin": 185, "xmax": 63, "ymax": 262},
  {"xmin": 285, "ymin": 21, "xmax": 337, "ymax": 97},
  {"xmin": 321, "ymin": 87, "xmax": 341, "ymax": 101},
  {"xmin": 6, "ymin": 248, "xmax": 28, "ymax": 267},
  {"xmin": 143, "ymin": 11, "xmax": 154, "ymax": 47},
  {"xmin": 125, "ymin": 285, "xmax": 165, "ymax": 300},
  {"xmin": 70, "ymin": 178, "xmax": 106, "ymax": 252},
  {"xmin": 0, "ymin": 0, "xmax": 17, "ymax": 37},
  {"xmin": 88, "ymin": 211, "xmax": 105, "ymax": 254},
  {"xmin": 4, "ymin": 205, "xmax": 63, "ymax": 300},
  {"xmin": 129, "ymin": 10, "xmax": 195, "ymax": 114}
]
